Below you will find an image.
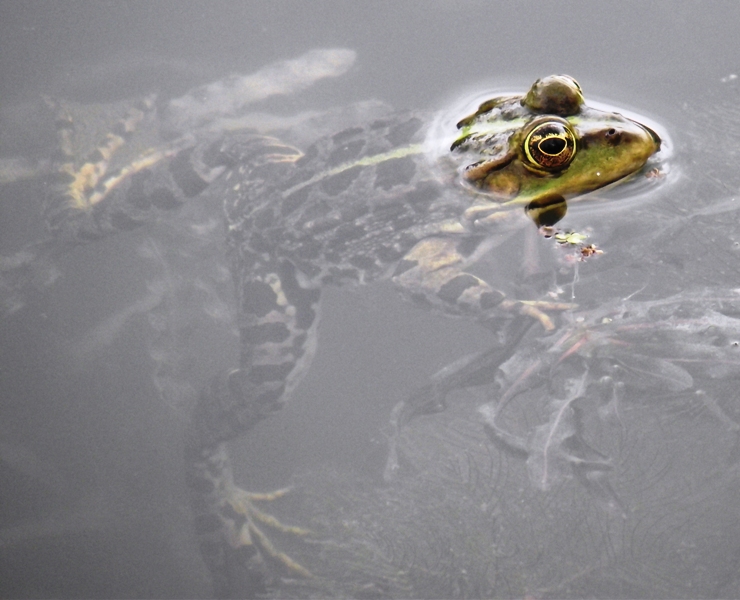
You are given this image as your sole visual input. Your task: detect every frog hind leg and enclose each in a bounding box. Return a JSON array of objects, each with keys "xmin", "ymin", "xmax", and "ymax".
[{"xmin": 185, "ymin": 254, "xmax": 320, "ymax": 598}]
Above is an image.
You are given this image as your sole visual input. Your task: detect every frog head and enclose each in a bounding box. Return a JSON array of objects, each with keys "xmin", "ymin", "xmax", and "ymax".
[{"xmin": 451, "ymin": 75, "xmax": 661, "ymax": 226}]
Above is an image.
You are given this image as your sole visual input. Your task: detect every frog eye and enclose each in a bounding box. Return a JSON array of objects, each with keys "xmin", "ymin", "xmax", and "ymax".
[{"xmin": 524, "ymin": 120, "xmax": 577, "ymax": 171}]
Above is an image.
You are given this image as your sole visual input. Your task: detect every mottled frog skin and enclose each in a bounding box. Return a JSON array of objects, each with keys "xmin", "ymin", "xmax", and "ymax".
[{"xmin": 1, "ymin": 51, "xmax": 662, "ymax": 598}]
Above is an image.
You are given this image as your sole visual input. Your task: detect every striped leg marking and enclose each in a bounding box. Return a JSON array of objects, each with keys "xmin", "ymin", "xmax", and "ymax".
[{"xmin": 186, "ymin": 256, "xmax": 321, "ymax": 596}]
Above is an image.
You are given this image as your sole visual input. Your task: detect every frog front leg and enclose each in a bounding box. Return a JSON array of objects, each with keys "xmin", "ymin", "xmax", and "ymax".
[{"xmin": 392, "ymin": 235, "xmax": 569, "ymax": 329}]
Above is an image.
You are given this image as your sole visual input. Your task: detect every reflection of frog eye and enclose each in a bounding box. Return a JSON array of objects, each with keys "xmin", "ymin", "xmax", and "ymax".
[{"xmin": 524, "ymin": 121, "xmax": 576, "ymax": 171}]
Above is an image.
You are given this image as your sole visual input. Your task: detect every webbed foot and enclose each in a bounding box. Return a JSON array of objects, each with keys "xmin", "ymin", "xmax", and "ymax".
[{"xmin": 187, "ymin": 443, "xmax": 313, "ymax": 598}]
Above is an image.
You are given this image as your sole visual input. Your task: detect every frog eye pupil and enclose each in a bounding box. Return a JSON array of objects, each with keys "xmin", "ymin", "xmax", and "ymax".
[
  {"xmin": 524, "ymin": 121, "xmax": 576, "ymax": 171},
  {"xmin": 540, "ymin": 137, "xmax": 566, "ymax": 155}
]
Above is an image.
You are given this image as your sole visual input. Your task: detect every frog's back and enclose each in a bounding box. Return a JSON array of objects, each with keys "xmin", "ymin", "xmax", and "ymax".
[{"xmin": 221, "ymin": 111, "xmax": 468, "ymax": 284}]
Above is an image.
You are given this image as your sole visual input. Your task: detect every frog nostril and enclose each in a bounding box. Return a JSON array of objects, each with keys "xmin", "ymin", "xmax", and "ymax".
[{"xmin": 605, "ymin": 128, "xmax": 621, "ymax": 145}]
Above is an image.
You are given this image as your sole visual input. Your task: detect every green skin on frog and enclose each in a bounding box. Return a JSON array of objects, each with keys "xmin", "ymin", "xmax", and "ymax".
[{"xmin": 16, "ymin": 71, "xmax": 661, "ymax": 597}]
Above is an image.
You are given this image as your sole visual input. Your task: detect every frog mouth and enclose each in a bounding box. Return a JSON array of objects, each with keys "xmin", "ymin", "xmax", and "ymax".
[{"xmin": 639, "ymin": 122, "xmax": 662, "ymax": 149}]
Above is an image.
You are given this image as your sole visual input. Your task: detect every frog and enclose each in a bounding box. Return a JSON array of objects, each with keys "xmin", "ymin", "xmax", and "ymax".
[{"xmin": 0, "ymin": 54, "xmax": 662, "ymax": 597}]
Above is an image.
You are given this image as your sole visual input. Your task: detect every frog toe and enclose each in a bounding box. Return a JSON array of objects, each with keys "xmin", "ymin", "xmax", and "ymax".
[
  {"xmin": 499, "ymin": 298, "xmax": 576, "ymax": 331},
  {"xmin": 195, "ymin": 482, "xmax": 313, "ymax": 598}
]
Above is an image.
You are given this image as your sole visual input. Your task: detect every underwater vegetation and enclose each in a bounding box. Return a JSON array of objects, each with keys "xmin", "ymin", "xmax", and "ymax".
[{"xmin": 248, "ymin": 289, "xmax": 740, "ymax": 599}]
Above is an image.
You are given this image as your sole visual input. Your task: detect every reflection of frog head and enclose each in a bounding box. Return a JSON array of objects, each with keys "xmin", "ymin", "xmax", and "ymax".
[{"xmin": 451, "ymin": 75, "xmax": 661, "ymax": 226}]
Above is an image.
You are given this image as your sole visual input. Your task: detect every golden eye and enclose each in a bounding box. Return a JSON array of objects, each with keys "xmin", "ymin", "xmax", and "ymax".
[{"xmin": 524, "ymin": 120, "xmax": 576, "ymax": 171}]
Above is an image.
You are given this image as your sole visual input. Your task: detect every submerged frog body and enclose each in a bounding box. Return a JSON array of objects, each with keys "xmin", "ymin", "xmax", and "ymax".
[{"xmin": 1, "ymin": 53, "xmax": 662, "ymax": 597}]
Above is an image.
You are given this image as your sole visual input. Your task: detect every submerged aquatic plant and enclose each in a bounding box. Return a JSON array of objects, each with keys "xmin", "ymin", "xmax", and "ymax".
[{"xmin": 255, "ymin": 290, "xmax": 740, "ymax": 599}]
